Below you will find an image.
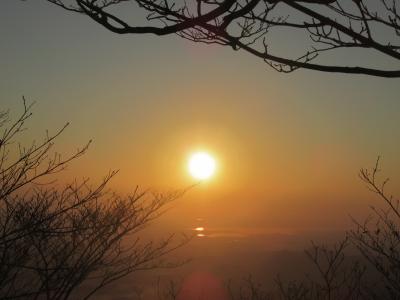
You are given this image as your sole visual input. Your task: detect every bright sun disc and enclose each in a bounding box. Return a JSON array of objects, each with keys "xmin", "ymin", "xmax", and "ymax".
[{"xmin": 188, "ymin": 152, "xmax": 216, "ymax": 180}]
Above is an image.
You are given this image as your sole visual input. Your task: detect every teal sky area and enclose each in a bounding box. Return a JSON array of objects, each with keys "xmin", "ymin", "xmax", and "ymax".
[{"xmin": 1, "ymin": 0, "xmax": 400, "ymax": 235}]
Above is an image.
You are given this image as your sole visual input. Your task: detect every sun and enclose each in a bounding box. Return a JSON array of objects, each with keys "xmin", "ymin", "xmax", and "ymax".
[{"xmin": 188, "ymin": 152, "xmax": 216, "ymax": 180}]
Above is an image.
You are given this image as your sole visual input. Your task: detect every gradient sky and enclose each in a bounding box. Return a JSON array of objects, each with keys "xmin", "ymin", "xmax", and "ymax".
[{"xmin": 1, "ymin": 0, "xmax": 400, "ymax": 239}]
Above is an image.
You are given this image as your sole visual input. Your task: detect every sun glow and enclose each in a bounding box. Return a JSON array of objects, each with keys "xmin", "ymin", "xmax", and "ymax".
[{"xmin": 188, "ymin": 152, "xmax": 216, "ymax": 180}]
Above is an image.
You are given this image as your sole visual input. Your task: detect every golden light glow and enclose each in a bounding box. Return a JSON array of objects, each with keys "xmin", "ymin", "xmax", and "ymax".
[
  {"xmin": 194, "ymin": 227, "xmax": 206, "ymax": 237},
  {"xmin": 188, "ymin": 152, "xmax": 216, "ymax": 180}
]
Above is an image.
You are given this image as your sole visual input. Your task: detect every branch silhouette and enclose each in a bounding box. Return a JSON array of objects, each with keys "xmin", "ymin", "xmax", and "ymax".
[
  {"xmin": 45, "ymin": 0, "xmax": 400, "ymax": 77},
  {"xmin": 0, "ymin": 99, "xmax": 189, "ymax": 299}
]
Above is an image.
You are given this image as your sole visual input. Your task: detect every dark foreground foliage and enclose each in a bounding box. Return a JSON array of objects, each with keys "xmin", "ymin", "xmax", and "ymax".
[{"xmin": 0, "ymin": 99, "xmax": 187, "ymax": 299}]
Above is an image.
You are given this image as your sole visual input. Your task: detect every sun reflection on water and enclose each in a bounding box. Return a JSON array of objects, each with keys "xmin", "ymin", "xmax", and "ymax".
[{"xmin": 193, "ymin": 225, "xmax": 206, "ymax": 237}]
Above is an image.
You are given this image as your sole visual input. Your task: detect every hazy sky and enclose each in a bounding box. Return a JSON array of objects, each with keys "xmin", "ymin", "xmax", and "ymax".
[{"xmin": 1, "ymin": 0, "xmax": 400, "ymax": 238}]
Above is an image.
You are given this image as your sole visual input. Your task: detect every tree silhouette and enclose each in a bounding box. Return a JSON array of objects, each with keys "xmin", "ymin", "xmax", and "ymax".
[
  {"xmin": 158, "ymin": 158, "xmax": 400, "ymax": 300},
  {"xmin": 0, "ymin": 99, "xmax": 188, "ymax": 299},
  {"xmin": 349, "ymin": 157, "xmax": 400, "ymax": 299},
  {"xmin": 230, "ymin": 159, "xmax": 400, "ymax": 300},
  {"xmin": 46, "ymin": 0, "xmax": 400, "ymax": 77}
]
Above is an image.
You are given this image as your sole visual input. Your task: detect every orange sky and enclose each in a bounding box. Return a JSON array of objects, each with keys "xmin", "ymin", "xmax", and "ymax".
[{"xmin": 1, "ymin": 0, "xmax": 400, "ymax": 242}]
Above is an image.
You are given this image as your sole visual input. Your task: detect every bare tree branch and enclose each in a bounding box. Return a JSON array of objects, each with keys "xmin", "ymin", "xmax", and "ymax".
[
  {"xmin": 0, "ymin": 99, "xmax": 189, "ymax": 300},
  {"xmin": 44, "ymin": 0, "xmax": 400, "ymax": 77}
]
